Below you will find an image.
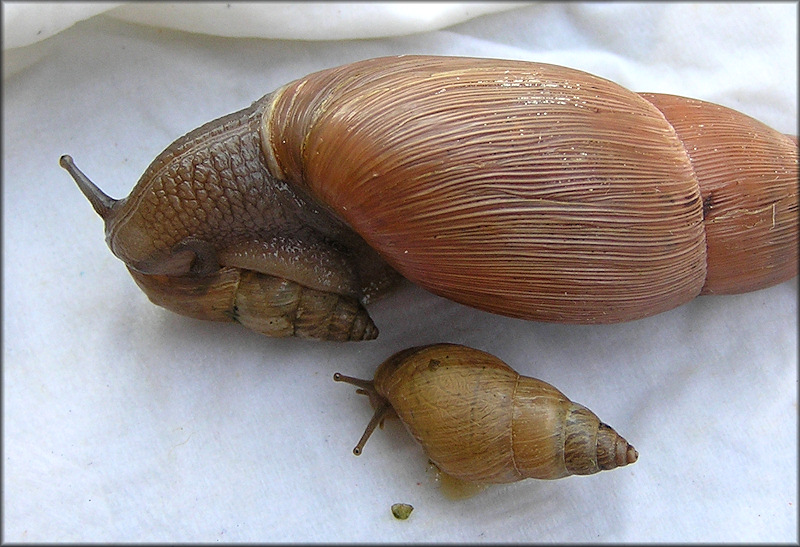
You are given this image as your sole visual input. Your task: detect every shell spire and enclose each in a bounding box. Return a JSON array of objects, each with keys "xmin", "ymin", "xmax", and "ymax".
[
  {"xmin": 596, "ymin": 422, "xmax": 639, "ymax": 471},
  {"xmin": 561, "ymin": 405, "xmax": 638, "ymax": 475}
]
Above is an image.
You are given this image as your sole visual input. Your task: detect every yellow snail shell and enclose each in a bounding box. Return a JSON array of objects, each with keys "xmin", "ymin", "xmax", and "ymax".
[{"xmin": 334, "ymin": 343, "xmax": 638, "ymax": 483}]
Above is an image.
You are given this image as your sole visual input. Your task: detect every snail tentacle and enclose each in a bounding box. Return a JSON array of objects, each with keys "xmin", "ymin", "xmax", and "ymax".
[
  {"xmin": 60, "ymin": 155, "xmax": 119, "ymax": 221},
  {"xmin": 351, "ymin": 401, "xmax": 393, "ymax": 456}
]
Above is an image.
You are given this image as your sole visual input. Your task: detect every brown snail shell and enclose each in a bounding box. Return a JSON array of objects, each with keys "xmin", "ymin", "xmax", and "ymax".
[
  {"xmin": 334, "ymin": 343, "xmax": 638, "ymax": 483},
  {"xmin": 61, "ymin": 55, "xmax": 798, "ymax": 340}
]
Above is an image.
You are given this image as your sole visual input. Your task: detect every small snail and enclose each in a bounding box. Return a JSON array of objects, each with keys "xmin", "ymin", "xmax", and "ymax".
[
  {"xmin": 334, "ymin": 343, "xmax": 638, "ymax": 483},
  {"xmin": 61, "ymin": 55, "xmax": 798, "ymax": 341}
]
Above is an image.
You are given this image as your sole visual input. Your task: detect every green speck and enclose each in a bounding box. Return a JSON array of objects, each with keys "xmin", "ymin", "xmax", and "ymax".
[{"xmin": 391, "ymin": 503, "xmax": 413, "ymax": 520}]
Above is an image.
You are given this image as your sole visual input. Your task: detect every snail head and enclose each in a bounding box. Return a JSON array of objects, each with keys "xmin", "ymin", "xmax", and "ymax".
[{"xmin": 60, "ymin": 154, "xmax": 219, "ymax": 278}]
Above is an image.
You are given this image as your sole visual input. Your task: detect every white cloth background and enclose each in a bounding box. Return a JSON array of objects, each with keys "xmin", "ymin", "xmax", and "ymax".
[{"xmin": 3, "ymin": 2, "xmax": 797, "ymax": 542}]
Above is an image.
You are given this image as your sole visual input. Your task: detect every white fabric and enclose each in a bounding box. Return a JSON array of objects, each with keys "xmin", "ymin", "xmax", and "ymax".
[{"xmin": 3, "ymin": 2, "xmax": 797, "ymax": 542}]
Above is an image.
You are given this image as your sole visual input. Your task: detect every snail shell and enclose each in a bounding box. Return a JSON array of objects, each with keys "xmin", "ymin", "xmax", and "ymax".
[
  {"xmin": 334, "ymin": 343, "xmax": 638, "ymax": 483},
  {"xmin": 61, "ymin": 55, "xmax": 798, "ymax": 340}
]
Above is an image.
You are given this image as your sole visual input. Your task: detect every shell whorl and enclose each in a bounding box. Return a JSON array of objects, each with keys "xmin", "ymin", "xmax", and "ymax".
[
  {"xmin": 260, "ymin": 56, "xmax": 721, "ymax": 324},
  {"xmin": 640, "ymin": 93, "xmax": 798, "ymax": 294}
]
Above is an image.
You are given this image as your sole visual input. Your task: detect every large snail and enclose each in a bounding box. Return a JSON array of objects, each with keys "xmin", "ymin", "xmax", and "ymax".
[
  {"xmin": 334, "ymin": 343, "xmax": 638, "ymax": 483},
  {"xmin": 61, "ymin": 55, "xmax": 798, "ymax": 341}
]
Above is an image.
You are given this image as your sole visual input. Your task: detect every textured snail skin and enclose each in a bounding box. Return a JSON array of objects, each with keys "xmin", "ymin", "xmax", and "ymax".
[
  {"xmin": 61, "ymin": 55, "xmax": 798, "ymax": 340},
  {"xmin": 334, "ymin": 343, "xmax": 638, "ymax": 483}
]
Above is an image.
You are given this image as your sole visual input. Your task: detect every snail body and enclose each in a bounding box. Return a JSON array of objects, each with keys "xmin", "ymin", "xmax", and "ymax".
[
  {"xmin": 334, "ymin": 343, "xmax": 638, "ymax": 483},
  {"xmin": 61, "ymin": 55, "xmax": 798, "ymax": 341}
]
